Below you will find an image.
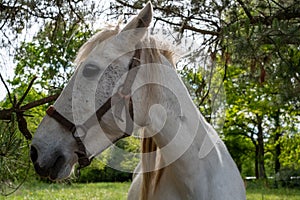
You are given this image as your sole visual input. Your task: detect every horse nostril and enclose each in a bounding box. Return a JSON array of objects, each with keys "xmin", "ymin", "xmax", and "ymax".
[{"xmin": 30, "ymin": 146, "xmax": 38, "ymax": 163}]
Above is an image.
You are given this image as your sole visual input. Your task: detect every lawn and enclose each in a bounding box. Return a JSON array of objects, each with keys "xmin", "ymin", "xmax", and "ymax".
[
  {"xmin": 1, "ymin": 181, "xmax": 300, "ymax": 200},
  {"xmin": 246, "ymin": 187, "xmax": 300, "ymax": 200},
  {"xmin": 1, "ymin": 182, "xmax": 130, "ymax": 200}
]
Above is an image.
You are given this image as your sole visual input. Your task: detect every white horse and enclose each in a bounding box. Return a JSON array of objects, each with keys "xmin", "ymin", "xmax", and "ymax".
[{"xmin": 31, "ymin": 2, "xmax": 246, "ymax": 200}]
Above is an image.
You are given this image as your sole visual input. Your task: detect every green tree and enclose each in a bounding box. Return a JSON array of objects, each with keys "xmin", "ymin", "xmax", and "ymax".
[
  {"xmin": 224, "ymin": 62, "xmax": 300, "ymax": 179},
  {"xmin": 0, "ymin": 0, "xmax": 98, "ymax": 49},
  {"xmin": 12, "ymin": 21, "xmax": 92, "ymax": 93}
]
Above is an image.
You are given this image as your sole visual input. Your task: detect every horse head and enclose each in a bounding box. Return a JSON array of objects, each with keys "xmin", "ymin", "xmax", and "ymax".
[{"xmin": 30, "ymin": 2, "xmax": 154, "ymax": 180}]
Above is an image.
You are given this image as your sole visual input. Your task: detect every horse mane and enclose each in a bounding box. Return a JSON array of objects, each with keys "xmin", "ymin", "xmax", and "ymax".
[
  {"xmin": 137, "ymin": 44, "xmax": 170, "ymax": 200},
  {"xmin": 74, "ymin": 25, "xmax": 176, "ymax": 200},
  {"xmin": 74, "ymin": 26, "xmax": 120, "ymax": 65},
  {"xmin": 74, "ymin": 25, "xmax": 175, "ymax": 67},
  {"xmin": 141, "ymin": 134, "xmax": 164, "ymax": 200}
]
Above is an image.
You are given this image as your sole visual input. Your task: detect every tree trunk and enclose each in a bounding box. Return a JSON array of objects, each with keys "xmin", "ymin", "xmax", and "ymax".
[
  {"xmin": 274, "ymin": 135, "xmax": 281, "ymax": 173},
  {"xmin": 274, "ymin": 109, "xmax": 282, "ymax": 174},
  {"xmin": 255, "ymin": 143, "xmax": 259, "ymax": 179},
  {"xmin": 273, "ymin": 109, "xmax": 282, "ymax": 188},
  {"xmin": 256, "ymin": 114, "xmax": 266, "ymax": 179}
]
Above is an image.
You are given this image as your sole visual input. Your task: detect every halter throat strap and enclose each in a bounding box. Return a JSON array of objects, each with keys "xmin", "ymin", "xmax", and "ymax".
[{"xmin": 45, "ymin": 48, "xmax": 141, "ymax": 169}]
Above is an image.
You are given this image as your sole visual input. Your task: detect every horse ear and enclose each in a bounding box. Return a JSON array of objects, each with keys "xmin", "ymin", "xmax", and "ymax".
[{"xmin": 121, "ymin": 2, "xmax": 153, "ymax": 32}]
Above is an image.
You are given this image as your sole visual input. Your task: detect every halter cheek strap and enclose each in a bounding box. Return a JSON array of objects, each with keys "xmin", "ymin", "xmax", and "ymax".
[
  {"xmin": 45, "ymin": 48, "xmax": 141, "ymax": 170},
  {"xmin": 46, "ymin": 106, "xmax": 91, "ymax": 168},
  {"xmin": 46, "ymin": 106, "xmax": 76, "ymax": 133}
]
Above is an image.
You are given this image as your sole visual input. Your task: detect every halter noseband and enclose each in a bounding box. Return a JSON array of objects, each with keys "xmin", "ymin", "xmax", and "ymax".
[{"xmin": 46, "ymin": 48, "xmax": 141, "ymax": 170}]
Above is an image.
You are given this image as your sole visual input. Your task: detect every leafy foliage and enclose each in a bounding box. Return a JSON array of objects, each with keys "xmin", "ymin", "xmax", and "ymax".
[
  {"xmin": 280, "ymin": 133, "xmax": 300, "ymax": 170},
  {"xmin": 0, "ymin": 0, "xmax": 98, "ymax": 50},
  {"xmin": 77, "ymin": 137, "xmax": 140, "ymax": 183},
  {"xmin": 12, "ymin": 22, "xmax": 92, "ymax": 93}
]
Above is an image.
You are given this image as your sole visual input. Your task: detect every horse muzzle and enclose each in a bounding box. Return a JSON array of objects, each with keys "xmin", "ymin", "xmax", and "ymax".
[{"xmin": 30, "ymin": 145, "xmax": 72, "ymax": 180}]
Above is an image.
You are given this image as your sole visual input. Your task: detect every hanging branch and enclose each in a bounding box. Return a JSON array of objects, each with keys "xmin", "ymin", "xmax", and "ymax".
[
  {"xmin": 16, "ymin": 112, "xmax": 32, "ymax": 140},
  {"xmin": 0, "ymin": 76, "xmax": 60, "ymax": 140},
  {"xmin": 11, "ymin": 76, "xmax": 37, "ymax": 140},
  {"xmin": 0, "ymin": 72, "xmax": 13, "ymax": 104},
  {"xmin": 15, "ymin": 76, "xmax": 37, "ymax": 108},
  {"xmin": 0, "ymin": 94, "xmax": 60, "ymax": 121},
  {"xmin": 20, "ymin": 93, "xmax": 59, "ymax": 111}
]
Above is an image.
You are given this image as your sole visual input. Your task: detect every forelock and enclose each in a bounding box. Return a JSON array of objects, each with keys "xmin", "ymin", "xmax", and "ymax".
[{"xmin": 74, "ymin": 27, "xmax": 120, "ymax": 65}]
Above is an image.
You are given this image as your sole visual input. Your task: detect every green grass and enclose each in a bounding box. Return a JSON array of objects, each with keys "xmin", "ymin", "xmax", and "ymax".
[
  {"xmin": 247, "ymin": 187, "xmax": 300, "ymax": 200},
  {"xmin": 1, "ymin": 182, "xmax": 130, "ymax": 200},
  {"xmin": 1, "ymin": 181, "xmax": 300, "ymax": 200}
]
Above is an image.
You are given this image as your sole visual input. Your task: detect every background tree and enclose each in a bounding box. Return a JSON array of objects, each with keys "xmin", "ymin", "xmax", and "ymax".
[
  {"xmin": 12, "ymin": 21, "xmax": 93, "ymax": 93},
  {"xmin": 223, "ymin": 63, "xmax": 300, "ymax": 179}
]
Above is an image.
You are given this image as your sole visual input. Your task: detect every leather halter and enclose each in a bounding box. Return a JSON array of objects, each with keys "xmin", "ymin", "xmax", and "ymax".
[{"xmin": 46, "ymin": 48, "xmax": 141, "ymax": 170}]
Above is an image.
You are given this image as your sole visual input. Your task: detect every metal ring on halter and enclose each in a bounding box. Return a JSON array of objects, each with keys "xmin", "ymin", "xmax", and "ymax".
[
  {"xmin": 117, "ymin": 84, "xmax": 131, "ymax": 100},
  {"xmin": 72, "ymin": 124, "xmax": 89, "ymax": 138},
  {"xmin": 132, "ymin": 57, "xmax": 141, "ymax": 62}
]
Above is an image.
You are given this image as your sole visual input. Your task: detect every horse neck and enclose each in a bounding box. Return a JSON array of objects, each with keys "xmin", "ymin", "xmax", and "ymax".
[
  {"xmin": 135, "ymin": 56, "xmax": 217, "ymax": 158},
  {"xmin": 134, "ymin": 54, "xmax": 222, "ymax": 198}
]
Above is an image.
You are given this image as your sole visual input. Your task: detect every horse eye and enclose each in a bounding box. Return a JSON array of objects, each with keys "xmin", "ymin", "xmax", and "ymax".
[{"xmin": 82, "ymin": 64, "xmax": 100, "ymax": 78}]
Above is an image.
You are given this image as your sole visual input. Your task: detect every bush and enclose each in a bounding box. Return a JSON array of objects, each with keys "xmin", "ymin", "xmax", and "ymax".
[
  {"xmin": 275, "ymin": 168, "xmax": 300, "ymax": 188},
  {"xmin": 76, "ymin": 138, "xmax": 139, "ymax": 183},
  {"xmin": 77, "ymin": 166, "xmax": 132, "ymax": 183}
]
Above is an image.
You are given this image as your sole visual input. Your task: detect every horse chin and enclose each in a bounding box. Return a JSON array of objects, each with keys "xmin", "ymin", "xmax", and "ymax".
[
  {"xmin": 48, "ymin": 154, "xmax": 77, "ymax": 181},
  {"xmin": 50, "ymin": 163, "xmax": 74, "ymax": 181}
]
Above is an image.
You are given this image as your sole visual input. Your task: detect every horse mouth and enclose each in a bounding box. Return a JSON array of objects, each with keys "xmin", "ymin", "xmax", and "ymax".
[
  {"xmin": 49, "ymin": 156, "xmax": 66, "ymax": 180},
  {"xmin": 32, "ymin": 154, "xmax": 74, "ymax": 180},
  {"xmin": 34, "ymin": 156, "xmax": 66, "ymax": 180}
]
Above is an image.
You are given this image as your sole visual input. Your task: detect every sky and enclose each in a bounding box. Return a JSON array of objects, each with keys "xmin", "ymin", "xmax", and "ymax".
[{"xmin": 0, "ymin": 48, "xmax": 15, "ymax": 101}]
